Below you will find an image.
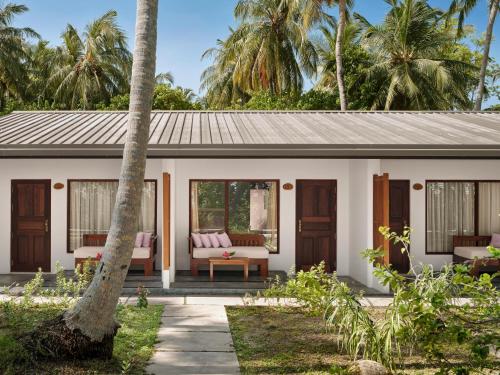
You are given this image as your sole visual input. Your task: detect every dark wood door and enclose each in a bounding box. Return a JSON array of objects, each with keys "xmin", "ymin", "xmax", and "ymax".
[
  {"xmin": 296, "ymin": 180, "xmax": 336, "ymax": 272},
  {"xmin": 11, "ymin": 180, "xmax": 51, "ymax": 272},
  {"xmin": 389, "ymin": 180, "xmax": 410, "ymax": 274}
]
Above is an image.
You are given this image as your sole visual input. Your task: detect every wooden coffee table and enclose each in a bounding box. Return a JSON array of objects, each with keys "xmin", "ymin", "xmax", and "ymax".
[{"xmin": 209, "ymin": 257, "xmax": 249, "ymax": 281}]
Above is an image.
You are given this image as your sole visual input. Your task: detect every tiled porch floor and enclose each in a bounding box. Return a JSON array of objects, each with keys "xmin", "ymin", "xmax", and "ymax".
[
  {"xmin": 0, "ymin": 270, "xmax": 387, "ymax": 296},
  {"xmin": 171, "ymin": 270, "xmax": 386, "ymax": 296}
]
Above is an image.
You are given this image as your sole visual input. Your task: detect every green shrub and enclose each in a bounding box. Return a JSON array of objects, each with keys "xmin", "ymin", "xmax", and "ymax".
[{"xmin": 265, "ymin": 226, "xmax": 500, "ymax": 373}]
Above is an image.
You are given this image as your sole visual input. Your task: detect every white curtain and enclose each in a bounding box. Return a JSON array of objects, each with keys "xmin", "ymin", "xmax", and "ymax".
[
  {"xmin": 426, "ymin": 182, "xmax": 475, "ymax": 253},
  {"xmin": 478, "ymin": 182, "xmax": 500, "ymax": 235},
  {"xmin": 69, "ymin": 181, "xmax": 156, "ymax": 251}
]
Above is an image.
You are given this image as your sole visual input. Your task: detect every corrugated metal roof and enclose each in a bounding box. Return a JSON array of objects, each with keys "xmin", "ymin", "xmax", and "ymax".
[{"xmin": 1, "ymin": 110, "xmax": 499, "ymax": 158}]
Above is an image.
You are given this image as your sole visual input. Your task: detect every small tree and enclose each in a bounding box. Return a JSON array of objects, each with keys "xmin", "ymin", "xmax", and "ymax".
[{"xmin": 23, "ymin": 0, "xmax": 158, "ymax": 359}]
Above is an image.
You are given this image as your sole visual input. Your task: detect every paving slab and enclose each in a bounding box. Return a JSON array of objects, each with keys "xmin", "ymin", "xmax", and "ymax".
[
  {"xmin": 163, "ymin": 304, "xmax": 227, "ymax": 317},
  {"xmin": 146, "ymin": 351, "xmax": 240, "ymax": 374},
  {"xmin": 160, "ymin": 316, "xmax": 230, "ymax": 332},
  {"xmin": 155, "ymin": 331, "xmax": 234, "ymax": 352}
]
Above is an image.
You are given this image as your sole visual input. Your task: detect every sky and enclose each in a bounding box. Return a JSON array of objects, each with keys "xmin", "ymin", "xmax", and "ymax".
[{"xmin": 13, "ymin": 0, "xmax": 500, "ymax": 107}]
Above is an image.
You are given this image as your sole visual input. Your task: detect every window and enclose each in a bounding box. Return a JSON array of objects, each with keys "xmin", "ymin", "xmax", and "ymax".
[
  {"xmin": 190, "ymin": 180, "xmax": 279, "ymax": 253},
  {"xmin": 426, "ymin": 181, "xmax": 500, "ymax": 253},
  {"xmin": 68, "ymin": 180, "xmax": 157, "ymax": 252}
]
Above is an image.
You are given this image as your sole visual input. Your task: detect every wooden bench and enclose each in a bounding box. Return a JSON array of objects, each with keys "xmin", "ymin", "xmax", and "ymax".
[
  {"xmin": 189, "ymin": 233, "xmax": 269, "ymax": 278},
  {"xmin": 452, "ymin": 235, "xmax": 499, "ymax": 276},
  {"xmin": 74, "ymin": 234, "xmax": 156, "ymax": 276}
]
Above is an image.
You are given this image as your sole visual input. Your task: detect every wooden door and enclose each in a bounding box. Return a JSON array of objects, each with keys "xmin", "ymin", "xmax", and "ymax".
[
  {"xmin": 296, "ymin": 180, "xmax": 337, "ymax": 272},
  {"xmin": 11, "ymin": 180, "xmax": 51, "ymax": 272},
  {"xmin": 373, "ymin": 174, "xmax": 389, "ymax": 265},
  {"xmin": 389, "ymin": 180, "xmax": 410, "ymax": 273}
]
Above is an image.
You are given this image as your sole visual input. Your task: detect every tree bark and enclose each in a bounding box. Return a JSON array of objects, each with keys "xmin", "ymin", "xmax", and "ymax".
[
  {"xmin": 473, "ymin": 0, "xmax": 498, "ymax": 110},
  {"xmin": 23, "ymin": 0, "xmax": 158, "ymax": 360},
  {"xmin": 336, "ymin": 0, "xmax": 348, "ymax": 111}
]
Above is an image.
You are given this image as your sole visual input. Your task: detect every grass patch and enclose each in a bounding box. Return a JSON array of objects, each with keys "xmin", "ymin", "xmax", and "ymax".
[
  {"xmin": 0, "ymin": 303, "xmax": 163, "ymax": 374},
  {"xmin": 226, "ymin": 306, "xmax": 499, "ymax": 374}
]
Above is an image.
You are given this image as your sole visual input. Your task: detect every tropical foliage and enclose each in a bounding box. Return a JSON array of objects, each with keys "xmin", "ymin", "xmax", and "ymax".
[
  {"xmin": 0, "ymin": 1, "xmax": 499, "ymax": 112},
  {"xmin": 0, "ymin": 4, "xmax": 197, "ymax": 112},
  {"xmin": 265, "ymin": 227, "xmax": 500, "ymax": 373},
  {"xmin": 202, "ymin": 0, "xmax": 499, "ymax": 110},
  {"xmin": 0, "ymin": 3, "xmax": 39, "ymax": 111}
]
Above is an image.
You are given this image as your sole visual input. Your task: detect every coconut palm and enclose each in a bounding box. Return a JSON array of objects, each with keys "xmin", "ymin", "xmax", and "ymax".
[
  {"xmin": 316, "ymin": 21, "xmax": 377, "ymax": 109},
  {"xmin": 25, "ymin": 41, "xmax": 61, "ymax": 107},
  {"xmin": 48, "ymin": 10, "xmax": 132, "ymax": 109},
  {"xmin": 292, "ymin": 0, "xmax": 351, "ymax": 109},
  {"xmin": 25, "ymin": 0, "xmax": 159, "ymax": 358},
  {"xmin": 448, "ymin": 0, "xmax": 499, "ymax": 110},
  {"xmin": 201, "ymin": 33, "xmax": 249, "ymax": 108},
  {"xmin": 202, "ymin": 0, "xmax": 319, "ymax": 108},
  {"xmin": 0, "ymin": 3, "xmax": 39, "ymax": 110},
  {"xmin": 155, "ymin": 71, "xmax": 174, "ymax": 85},
  {"xmin": 233, "ymin": 0, "xmax": 318, "ymax": 95},
  {"xmin": 358, "ymin": 0, "xmax": 474, "ymax": 110}
]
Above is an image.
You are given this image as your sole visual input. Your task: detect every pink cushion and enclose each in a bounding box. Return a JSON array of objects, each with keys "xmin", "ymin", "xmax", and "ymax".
[
  {"xmin": 142, "ymin": 232, "xmax": 153, "ymax": 247},
  {"xmin": 490, "ymin": 233, "xmax": 500, "ymax": 248},
  {"xmin": 200, "ymin": 233, "xmax": 212, "ymax": 248},
  {"xmin": 135, "ymin": 232, "xmax": 144, "ymax": 248},
  {"xmin": 217, "ymin": 232, "xmax": 232, "ymax": 248},
  {"xmin": 208, "ymin": 233, "xmax": 220, "ymax": 248},
  {"xmin": 191, "ymin": 233, "xmax": 203, "ymax": 248}
]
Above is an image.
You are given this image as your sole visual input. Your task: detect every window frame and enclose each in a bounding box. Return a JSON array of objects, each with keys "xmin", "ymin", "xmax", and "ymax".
[
  {"xmin": 66, "ymin": 179, "xmax": 158, "ymax": 253},
  {"xmin": 425, "ymin": 179, "xmax": 500, "ymax": 254},
  {"xmin": 189, "ymin": 179, "xmax": 280, "ymax": 254}
]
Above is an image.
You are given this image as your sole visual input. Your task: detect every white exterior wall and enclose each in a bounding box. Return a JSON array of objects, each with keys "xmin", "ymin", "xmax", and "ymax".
[
  {"xmin": 2, "ymin": 157, "xmax": 498, "ymax": 290},
  {"xmin": 172, "ymin": 159, "xmax": 352, "ymax": 276},
  {"xmin": 0, "ymin": 159, "xmax": 163, "ymax": 273},
  {"xmin": 382, "ymin": 159, "xmax": 500, "ymax": 269}
]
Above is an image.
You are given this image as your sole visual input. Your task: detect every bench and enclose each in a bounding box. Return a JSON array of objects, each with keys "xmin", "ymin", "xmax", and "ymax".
[
  {"xmin": 74, "ymin": 234, "xmax": 156, "ymax": 276},
  {"xmin": 453, "ymin": 235, "xmax": 499, "ymax": 276},
  {"xmin": 189, "ymin": 233, "xmax": 269, "ymax": 278}
]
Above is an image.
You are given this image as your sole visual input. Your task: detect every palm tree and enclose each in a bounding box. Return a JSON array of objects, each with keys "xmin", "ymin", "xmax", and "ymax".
[
  {"xmin": 202, "ymin": 0, "xmax": 319, "ymax": 108},
  {"xmin": 293, "ymin": 0, "xmax": 351, "ymax": 109},
  {"xmin": 25, "ymin": 41, "xmax": 60, "ymax": 107},
  {"xmin": 448, "ymin": 0, "xmax": 499, "ymax": 110},
  {"xmin": 201, "ymin": 33, "xmax": 249, "ymax": 108},
  {"xmin": 48, "ymin": 10, "xmax": 132, "ymax": 109},
  {"xmin": 25, "ymin": 0, "xmax": 158, "ymax": 358},
  {"xmin": 316, "ymin": 21, "xmax": 377, "ymax": 109},
  {"xmin": 233, "ymin": 0, "xmax": 318, "ymax": 95},
  {"xmin": 0, "ymin": 3, "xmax": 39, "ymax": 110},
  {"xmin": 358, "ymin": 0, "xmax": 474, "ymax": 110},
  {"xmin": 155, "ymin": 71, "xmax": 174, "ymax": 85}
]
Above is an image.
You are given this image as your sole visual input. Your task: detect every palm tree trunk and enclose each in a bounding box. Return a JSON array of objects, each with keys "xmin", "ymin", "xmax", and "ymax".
[
  {"xmin": 22, "ymin": 0, "xmax": 158, "ymax": 360},
  {"xmin": 336, "ymin": 0, "xmax": 348, "ymax": 111},
  {"xmin": 473, "ymin": 0, "xmax": 498, "ymax": 110}
]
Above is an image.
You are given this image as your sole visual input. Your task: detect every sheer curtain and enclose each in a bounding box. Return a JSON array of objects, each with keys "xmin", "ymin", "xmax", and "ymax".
[
  {"xmin": 266, "ymin": 182, "xmax": 277, "ymax": 251},
  {"xmin": 478, "ymin": 182, "xmax": 500, "ymax": 235},
  {"xmin": 69, "ymin": 181, "xmax": 156, "ymax": 252},
  {"xmin": 426, "ymin": 182, "xmax": 475, "ymax": 253}
]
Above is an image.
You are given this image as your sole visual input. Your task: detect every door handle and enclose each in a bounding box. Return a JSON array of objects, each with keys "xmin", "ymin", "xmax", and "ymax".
[
  {"xmin": 44, "ymin": 219, "xmax": 48, "ymax": 233},
  {"xmin": 298, "ymin": 219, "xmax": 302, "ymax": 233}
]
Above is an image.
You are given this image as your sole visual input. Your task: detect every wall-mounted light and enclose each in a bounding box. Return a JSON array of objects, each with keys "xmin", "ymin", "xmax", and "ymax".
[
  {"xmin": 283, "ymin": 183, "xmax": 294, "ymax": 190},
  {"xmin": 53, "ymin": 182, "xmax": 65, "ymax": 190},
  {"xmin": 413, "ymin": 183, "xmax": 423, "ymax": 191}
]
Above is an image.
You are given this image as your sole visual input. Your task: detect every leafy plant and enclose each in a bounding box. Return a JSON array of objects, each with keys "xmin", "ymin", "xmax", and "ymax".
[
  {"xmin": 266, "ymin": 226, "xmax": 500, "ymax": 372},
  {"xmin": 265, "ymin": 263, "xmax": 338, "ymax": 315},
  {"xmin": 136, "ymin": 285, "xmax": 150, "ymax": 308}
]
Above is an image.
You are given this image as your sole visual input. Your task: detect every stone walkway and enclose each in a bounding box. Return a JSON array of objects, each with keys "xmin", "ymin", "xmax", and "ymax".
[
  {"xmin": 146, "ymin": 303, "xmax": 240, "ymax": 375},
  {"xmin": 143, "ymin": 296, "xmax": 394, "ymax": 374}
]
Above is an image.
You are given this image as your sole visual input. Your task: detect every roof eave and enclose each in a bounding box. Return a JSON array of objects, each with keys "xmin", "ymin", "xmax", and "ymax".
[{"xmin": 2, "ymin": 144, "xmax": 500, "ymax": 158}]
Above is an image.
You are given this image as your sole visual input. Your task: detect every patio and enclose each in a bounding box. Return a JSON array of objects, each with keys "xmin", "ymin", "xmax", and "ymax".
[{"xmin": 0, "ymin": 270, "xmax": 387, "ymax": 296}]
